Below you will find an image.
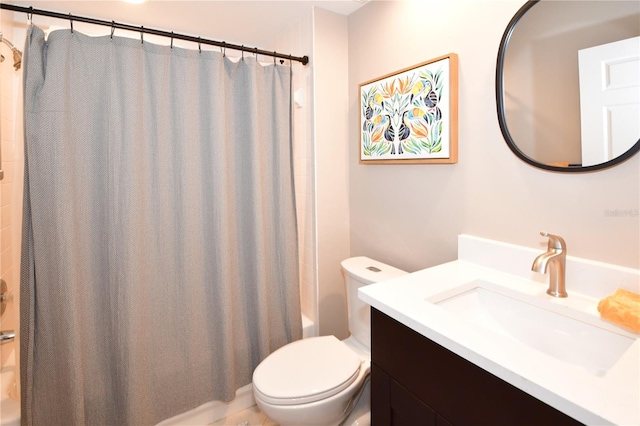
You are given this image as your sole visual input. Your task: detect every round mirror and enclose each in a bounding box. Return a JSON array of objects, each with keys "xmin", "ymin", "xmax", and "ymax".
[{"xmin": 496, "ymin": 0, "xmax": 640, "ymax": 172}]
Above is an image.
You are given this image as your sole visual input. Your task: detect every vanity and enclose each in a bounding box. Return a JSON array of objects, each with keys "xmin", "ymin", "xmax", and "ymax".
[
  {"xmin": 371, "ymin": 308, "xmax": 581, "ymax": 425},
  {"xmin": 359, "ymin": 235, "xmax": 640, "ymax": 425}
]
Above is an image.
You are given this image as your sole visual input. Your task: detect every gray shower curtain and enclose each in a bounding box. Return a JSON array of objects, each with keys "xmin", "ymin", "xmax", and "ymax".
[{"xmin": 20, "ymin": 25, "xmax": 301, "ymax": 425}]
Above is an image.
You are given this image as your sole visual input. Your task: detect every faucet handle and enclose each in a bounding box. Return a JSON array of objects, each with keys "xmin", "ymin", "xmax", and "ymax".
[{"xmin": 540, "ymin": 231, "xmax": 566, "ymax": 250}]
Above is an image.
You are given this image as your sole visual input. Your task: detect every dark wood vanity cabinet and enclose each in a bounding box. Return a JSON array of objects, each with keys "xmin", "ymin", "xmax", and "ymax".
[{"xmin": 370, "ymin": 308, "xmax": 584, "ymax": 426}]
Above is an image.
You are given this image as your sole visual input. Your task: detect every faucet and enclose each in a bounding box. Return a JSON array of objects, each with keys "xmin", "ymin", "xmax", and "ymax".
[
  {"xmin": 0, "ymin": 330, "xmax": 15, "ymax": 344},
  {"xmin": 531, "ymin": 232, "xmax": 567, "ymax": 298}
]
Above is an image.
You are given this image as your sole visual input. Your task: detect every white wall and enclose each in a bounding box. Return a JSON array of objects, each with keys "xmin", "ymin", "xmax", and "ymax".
[
  {"xmin": 348, "ymin": 1, "xmax": 639, "ymax": 274},
  {"xmin": 313, "ymin": 8, "xmax": 350, "ymax": 339}
]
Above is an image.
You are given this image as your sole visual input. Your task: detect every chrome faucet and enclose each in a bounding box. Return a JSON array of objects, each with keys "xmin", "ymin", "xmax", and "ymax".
[
  {"xmin": 531, "ymin": 232, "xmax": 567, "ymax": 298},
  {"xmin": 0, "ymin": 330, "xmax": 15, "ymax": 344}
]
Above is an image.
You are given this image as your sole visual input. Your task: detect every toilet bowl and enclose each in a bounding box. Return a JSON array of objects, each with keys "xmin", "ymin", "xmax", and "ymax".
[{"xmin": 252, "ymin": 257, "xmax": 407, "ymax": 426}]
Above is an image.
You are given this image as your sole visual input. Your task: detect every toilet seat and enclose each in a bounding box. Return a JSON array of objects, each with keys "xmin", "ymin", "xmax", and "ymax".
[{"xmin": 253, "ymin": 335, "xmax": 362, "ymax": 406}]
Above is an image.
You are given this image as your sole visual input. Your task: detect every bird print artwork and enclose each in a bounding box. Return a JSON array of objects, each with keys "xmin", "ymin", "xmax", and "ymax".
[
  {"xmin": 359, "ymin": 55, "xmax": 456, "ymax": 162},
  {"xmin": 424, "ymin": 88, "xmax": 438, "ymax": 108},
  {"xmin": 362, "ymin": 93, "xmax": 385, "ymax": 131},
  {"xmin": 396, "ymin": 111, "xmax": 410, "ymax": 155},
  {"xmin": 383, "ymin": 114, "xmax": 395, "ymax": 153}
]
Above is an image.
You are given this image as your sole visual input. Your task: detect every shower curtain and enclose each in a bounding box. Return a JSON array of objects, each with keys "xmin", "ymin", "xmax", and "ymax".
[{"xmin": 20, "ymin": 25, "xmax": 302, "ymax": 425}]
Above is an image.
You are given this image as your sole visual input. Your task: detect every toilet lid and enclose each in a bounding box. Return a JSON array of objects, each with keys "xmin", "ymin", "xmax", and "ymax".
[{"xmin": 253, "ymin": 335, "xmax": 361, "ymax": 405}]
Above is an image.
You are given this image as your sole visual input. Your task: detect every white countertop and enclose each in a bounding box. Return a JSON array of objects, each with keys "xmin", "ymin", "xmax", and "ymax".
[{"xmin": 359, "ymin": 259, "xmax": 640, "ymax": 425}]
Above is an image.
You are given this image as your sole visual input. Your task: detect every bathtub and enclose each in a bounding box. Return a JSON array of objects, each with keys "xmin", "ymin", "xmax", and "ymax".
[
  {"xmin": 0, "ymin": 316, "xmax": 315, "ymax": 426},
  {"xmin": 158, "ymin": 313, "xmax": 316, "ymax": 425},
  {"xmin": 0, "ymin": 348, "xmax": 20, "ymax": 426}
]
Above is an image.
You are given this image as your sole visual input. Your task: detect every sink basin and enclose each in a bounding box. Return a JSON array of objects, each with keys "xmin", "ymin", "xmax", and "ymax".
[{"xmin": 428, "ymin": 280, "xmax": 635, "ymax": 376}]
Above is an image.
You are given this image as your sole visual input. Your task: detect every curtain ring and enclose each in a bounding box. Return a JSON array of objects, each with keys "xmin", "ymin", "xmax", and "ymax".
[
  {"xmin": 170, "ymin": 32, "xmax": 174, "ymax": 49},
  {"xmin": 140, "ymin": 26, "xmax": 144, "ymax": 44},
  {"xmin": 110, "ymin": 21, "xmax": 115, "ymax": 40},
  {"xmin": 198, "ymin": 37, "xmax": 201, "ymax": 53},
  {"xmin": 273, "ymin": 51, "xmax": 276, "ymax": 66},
  {"xmin": 28, "ymin": 7, "xmax": 33, "ymax": 23},
  {"xmin": 254, "ymin": 47, "xmax": 258, "ymax": 59},
  {"xmin": 222, "ymin": 42, "xmax": 226, "ymax": 57},
  {"xmin": 289, "ymin": 54, "xmax": 293, "ymax": 68},
  {"xmin": 241, "ymin": 45, "xmax": 244, "ymax": 61},
  {"xmin": 69, "ymin": 13, "xmax": 74, "ymax": 33}
]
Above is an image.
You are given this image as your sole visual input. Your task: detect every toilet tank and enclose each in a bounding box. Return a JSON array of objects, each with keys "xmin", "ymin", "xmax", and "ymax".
[{"xmin": 341, "ymin": 257, "xmax": 408, "ymax": 349}]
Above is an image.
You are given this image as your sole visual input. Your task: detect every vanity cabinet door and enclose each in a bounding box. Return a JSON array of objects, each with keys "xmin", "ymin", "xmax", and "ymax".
[
  {"xmin": 371, "ymin": 363, "xmax": 436, "ymax": 425},
  {"xmin": 371, "ymin": 308, "xmax": 584, "ymax": 426}
]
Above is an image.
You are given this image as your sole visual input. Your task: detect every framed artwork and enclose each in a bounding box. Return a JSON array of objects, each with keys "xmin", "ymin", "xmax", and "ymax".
[{"xmin": 359, "ymin": 53, "xmax": 458, "ymax": 164}]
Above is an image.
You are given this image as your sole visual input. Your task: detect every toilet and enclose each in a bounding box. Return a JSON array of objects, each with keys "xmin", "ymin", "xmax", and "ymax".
[{"xmin": 252, "ymin": 256, "xmax": 407, "ymax": 426}]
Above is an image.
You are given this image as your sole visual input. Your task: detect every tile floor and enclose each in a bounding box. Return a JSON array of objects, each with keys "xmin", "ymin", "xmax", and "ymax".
[{"xmin": 209, "ymin": 405, "xmax": 278, "ymax": 426}]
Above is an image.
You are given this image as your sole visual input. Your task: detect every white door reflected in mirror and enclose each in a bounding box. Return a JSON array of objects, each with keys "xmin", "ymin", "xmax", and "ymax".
[{"xmin": 579, "ymin": 36, "xmax": 640, "ymax": 167}]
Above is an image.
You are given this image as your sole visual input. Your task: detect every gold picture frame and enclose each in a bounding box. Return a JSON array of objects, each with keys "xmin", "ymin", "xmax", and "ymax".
[{"xmin": 359, "ymin": 53, "xmax": 458, "ymax": 164}]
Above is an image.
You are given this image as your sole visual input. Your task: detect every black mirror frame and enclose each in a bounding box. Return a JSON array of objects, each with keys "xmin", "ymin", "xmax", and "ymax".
[{"xmin": 495, "ymin": 0, "xmax": 640, "ymax": 172}]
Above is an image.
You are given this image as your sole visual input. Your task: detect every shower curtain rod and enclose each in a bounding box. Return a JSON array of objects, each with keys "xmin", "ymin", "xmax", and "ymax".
[{"xmin": 0, "ymin": 3, "xmax": 310, "ymax": 65}]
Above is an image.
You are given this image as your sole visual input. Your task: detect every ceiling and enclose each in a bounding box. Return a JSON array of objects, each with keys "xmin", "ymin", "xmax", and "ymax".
[{"xmin": 5, "ymin": 0, "xmax": 367, "ymax": 50}]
